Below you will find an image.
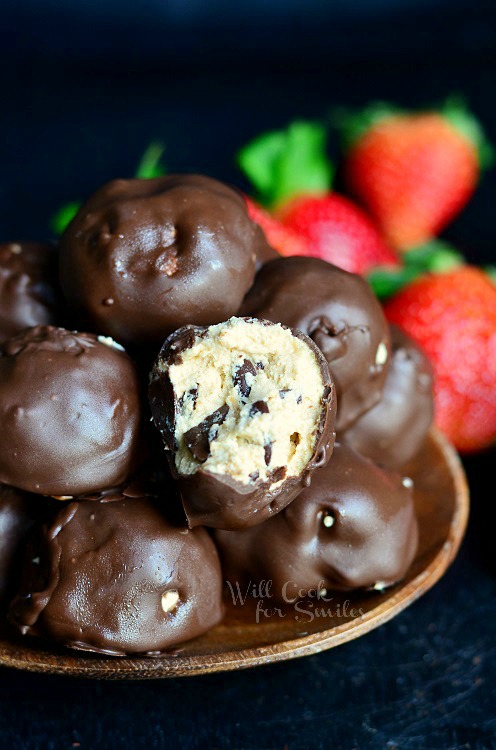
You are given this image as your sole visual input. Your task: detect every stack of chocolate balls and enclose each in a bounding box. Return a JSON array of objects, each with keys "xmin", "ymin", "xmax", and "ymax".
[{"xmin": 0, "ymin": 174, "xmax": 433, "ymax": 656}]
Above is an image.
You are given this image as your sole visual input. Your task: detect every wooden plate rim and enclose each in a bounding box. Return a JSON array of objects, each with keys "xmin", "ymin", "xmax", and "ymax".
[{"xmin": 0, "ymin": 428, "xmax": 469, "ymax": 679}]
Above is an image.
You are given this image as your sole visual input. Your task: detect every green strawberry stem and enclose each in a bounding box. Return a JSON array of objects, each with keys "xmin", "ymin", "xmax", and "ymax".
[
  {"xmin": 237, "ymin": 121, "xmax": 333, "ymax": 208},
  {"xmin": 50, "ymin": 142, "xmax": 167, "ymax": 235},
  {"xmin": 368, "ymin": 240, "xmax": 465, "ymax": 300}
]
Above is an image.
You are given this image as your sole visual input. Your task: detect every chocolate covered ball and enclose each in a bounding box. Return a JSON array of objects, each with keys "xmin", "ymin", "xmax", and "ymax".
[
  {"xmin": 0, "ymin": 326, "xmax": 142, "ymax": 497},
  {"xmin": 0, "ymin": 242, "xmax": 59, "ymax": 344},
  {"xmin": 240, "ymin": 257, "xmax": 391, "ymax": 431},
  {"xmin": 149, "ymin": 316, "xmax": 336, "ymax": 530},
  {"xmin": 343, "ymin": 326, "xmax": 434, "ymax": 468},
  {"xmin": 59, "ymin": 175, "xmax": 270, "ymax": 345},
  {"xmin": 215, "ymin": 443, "xmax": 418, "ymax": 599},
  {"xmin": 9, "ymin": 489, "xmax": 224, "ymax": 655}
]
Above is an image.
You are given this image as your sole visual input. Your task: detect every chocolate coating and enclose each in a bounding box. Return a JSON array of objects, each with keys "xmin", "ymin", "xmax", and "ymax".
[
  {"xmin": 0, "ymin": 326, "xmax": 142, "ymax": 497},
  {"xmin": 0, "ymin": 486, "xmax": 40, "ymax": 606},
  {"xmin": 255, "ymin": 242, "xmax": 279, "ymax": 272},
  {"xmin": 149, "ymin": 318, "xmax": 336, "ymax": 530},
  {"xmin": 343, "ymin": 326, "xmax": 434, "ymax": 468},
  {"xmin": 215, "ymin": 443, "xmax": 418, "ymax": 599},
  {"xmin": 240, "ymin": 257, "xmax": 391, "ymax": 431},
  {"xmin": 9, "ymin": 489, "xmax": 223, "ymax": 655},
  {"xmin": 59, "ymin": 175, "xmax": 270, "ymax": 345},
  {"xmin": 0, "ymin": 242, "xmax": 59, "ymax": 344}
]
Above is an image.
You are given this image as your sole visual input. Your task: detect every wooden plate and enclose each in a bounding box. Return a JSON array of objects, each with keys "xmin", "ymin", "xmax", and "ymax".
[{"xmin": 0, "ymin": 428, "xmax": 469, "ymax": 680}]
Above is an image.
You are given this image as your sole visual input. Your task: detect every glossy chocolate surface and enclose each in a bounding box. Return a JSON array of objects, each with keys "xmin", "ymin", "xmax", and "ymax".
[
  {"xmin": 240, "ymin": 257, "xmax": 391, "ymax": 431},
  {"xmin": 9, "ymin": 489, "xmax": 224, "ymax": 655},
  {"xmin": 0, "ymin": 243, "xmax": 59, "ymax": 344},
  {"xmin": 255, "ymin": 242, "xmax": 279, "ymax": 271},
  {"xmin": 0, "ymin": 486, "xmax": 42, "ymax": 606},
  {"xmin": 149, "ymin": 318, "xmax": 336, "ymax": 530},
  {"xmin": 343, "ymin": 326, "xmax": 434, "ymax": 468},
  {"xmin": 0, "ymin": 326, "xmax": 142, "ymax": 497},
  {"xmin": 59, "ymin": 175, "xmax": 269, "ymax": 345},
  {"xmin": 215, "ymin": 443, "xmax": 418, "ymax": 599}
]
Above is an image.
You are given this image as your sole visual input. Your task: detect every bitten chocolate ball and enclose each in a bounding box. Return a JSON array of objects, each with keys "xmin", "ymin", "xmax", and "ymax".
[
  {"xmin": 149, "ymin": 317, "xmax": 336, "ymax": 530},
  {"xmin": 240, "ymin": 257, "xmax": 391, "ymax": 431},
  {"xmin": 215, "ymin": 443, "xmax": 418, "ymax": 599},
  {"xmin": 0, "ymin": 326, "xmax": 142, "ymax": 497},
  {"xmin": 59, "ymin": 175, "xmax": 270, "ymax": 345},
  {"xmin": 0, "ymin": 242, "xmax": 59, "ymax": 344},
  {"xmin": 9, "ymin": 489, "xmax": 224, "ymax": 655},
  {"xmin": 343, "ymin": 326, "xmax": 434, "ymax": 468}
]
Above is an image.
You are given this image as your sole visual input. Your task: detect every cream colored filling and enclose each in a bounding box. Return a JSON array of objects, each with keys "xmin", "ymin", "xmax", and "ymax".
[{"xmin": 166, "ymin": 317, "xmax": 325, "ymax": 487}]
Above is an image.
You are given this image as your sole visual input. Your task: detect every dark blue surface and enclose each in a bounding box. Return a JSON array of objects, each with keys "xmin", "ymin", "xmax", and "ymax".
[
  {"xmin": 2, "ymin": 0, "xmax": 496, "ymax": 68},
  {"xmin": 1, "ymin": 3, "xmax": 496, "ymax": 747}
]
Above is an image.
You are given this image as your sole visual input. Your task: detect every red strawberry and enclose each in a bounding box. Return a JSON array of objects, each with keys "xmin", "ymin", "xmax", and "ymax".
[
  {"xmin": 238, "ymin": 121, "xmax": 399, "ymax": 275},
  {"xmin": 245, "ymin": 198, "xmax": 311, "ymax": 258},
  {"xmin": 385, "ymin": 267, "xmax": 496, "ymax": 452},
  {"xmin": 340, "ymin": 99, "xmax": 492, "ymax": 250},
  {"xmin": 276, "ymin": 192, "xmax": 399, "ymax": 275}
]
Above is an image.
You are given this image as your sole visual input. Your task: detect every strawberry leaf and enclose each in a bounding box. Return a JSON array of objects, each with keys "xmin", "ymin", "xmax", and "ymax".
[
  {"xmin": 367, "ymin": 265, "xmax": 420, "ymax": 300},
  {"xmin": 237, "ymin": 121, "xmax": 332, "ymax": 208},
  {"xmin": 332, "ymin": 102, "xmax": 403, "ymax": 150},
  {"xmin": 484, "ymin": 266, "xmax": 496, "ymax": 284},
  {"xmin": 442, "ymin": 96, "xmax": 494, "ymax": 171},
  {"xmin": 135, "ymin": 141, "xmax": 166, "ymax": 179},
  {"xmin": 403, "ymin": 240, "xmax": 465, "ymax": 272},
  {"xmin": 50, "ymin": 202, "xmax": 81, "ymax": 235},
  {"xmin": 368, "ymin": 240, "xmax": 465, "ymax": 300}
]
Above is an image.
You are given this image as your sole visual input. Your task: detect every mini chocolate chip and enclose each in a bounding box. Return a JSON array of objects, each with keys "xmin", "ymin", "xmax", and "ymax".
[
  {"xmin": 270, "ymin": 466, "xmax": 287, "ymax": 483},
  {"xmin": 233, "ymin": 359, "xmax": 258, "ymax": 399},
  {"xmin": 256, "ymin": 361, "xmax": 264, "ymax": 370},
  {"xmin": 279, "ymin": 389, "xmax": 291, "ymax": 399},
  {"xmin": 296, "ymin": 395, "xmax": 302, "ymax": 404},
  {"xmin": 189, "ymin": 387, "xmax": 198, "ymax": 410},
  {"xmin": 184, "ymin": 404, "xmax": 229, "ymax": 462},
  {"xmin": 178, "ymin": 386, "xmax": 198, "ymax": 411},
  {"xmin": 249, "ymin": 471, "xmax": 260, "ymax": 482},
  {"xmin": 250, "ymin": 400, "xmax": 269, "ymax": 417},
  {"xmin": 264, "ymin": 442, "xmax": 273, "ymax": 466},
  {"xmin": 168, "ymin": 327, "xmax": 199, "ymax": 365}
]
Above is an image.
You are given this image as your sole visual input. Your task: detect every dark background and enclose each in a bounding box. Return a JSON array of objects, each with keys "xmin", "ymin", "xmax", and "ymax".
[{"xmin": 0, "ymin": 1, "xmax": 495, "ymax": 748}]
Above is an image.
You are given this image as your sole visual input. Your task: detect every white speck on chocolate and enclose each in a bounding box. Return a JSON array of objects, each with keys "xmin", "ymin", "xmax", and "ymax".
[
  {"xmin": 97, "ymin": 335, "xmax": 125, "ymax": 352},
  {"xmin": 161, "ymin": 590, "xmax": 180, "ymax": 614},
  {"xmin": 322, "ymin": 513, "xmax": 335, "ymax": 528},
  {"xmin": 375, "ymin": 341, "xmax": 389, "ymax": 366}
]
